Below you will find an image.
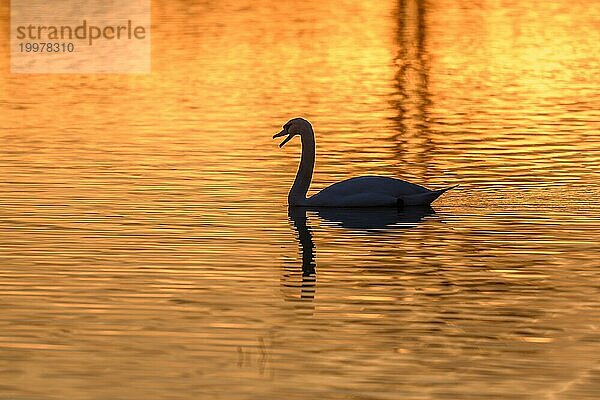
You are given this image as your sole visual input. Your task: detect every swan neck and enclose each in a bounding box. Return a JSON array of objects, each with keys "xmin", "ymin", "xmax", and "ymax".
[{"xmin": 289, "ymin": 128, "xmax": 315, "ymax": 206}]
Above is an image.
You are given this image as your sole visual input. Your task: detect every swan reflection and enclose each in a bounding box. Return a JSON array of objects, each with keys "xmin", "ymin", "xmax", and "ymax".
[{"xmin": 282, "ymin": 206, "xmax": 434, "ymax": 302}]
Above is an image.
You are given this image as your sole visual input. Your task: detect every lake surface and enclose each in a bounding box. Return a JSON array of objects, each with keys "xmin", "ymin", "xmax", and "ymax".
[{"xmin": 1, "ymin": 0, "xmax": 600, "ymax": 398}]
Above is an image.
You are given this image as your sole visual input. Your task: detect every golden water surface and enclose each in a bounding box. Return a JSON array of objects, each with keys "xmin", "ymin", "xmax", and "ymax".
[{"xmin": 1, "ymin": 0, "xmax": 600, "ymax": 399}]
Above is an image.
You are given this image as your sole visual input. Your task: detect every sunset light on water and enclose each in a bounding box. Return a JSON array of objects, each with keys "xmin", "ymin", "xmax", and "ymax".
[{"xmin": 1, "ymin": 1, "xmax": 599, "ymax": 398}]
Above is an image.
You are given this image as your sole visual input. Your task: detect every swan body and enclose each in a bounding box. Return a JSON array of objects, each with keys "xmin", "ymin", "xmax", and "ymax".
[
  {"xmin": 273, "ymin": 118, "xmax": 456, "ymax": 207},
  {"xmin": 307, "ymin": 176, "xmax": 454, "ymax": 207}
]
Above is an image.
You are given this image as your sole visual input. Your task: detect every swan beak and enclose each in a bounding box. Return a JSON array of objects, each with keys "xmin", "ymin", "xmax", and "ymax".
[{"xmin": 273, "ymin": 130, "xmax": 293, "ymax": 148}]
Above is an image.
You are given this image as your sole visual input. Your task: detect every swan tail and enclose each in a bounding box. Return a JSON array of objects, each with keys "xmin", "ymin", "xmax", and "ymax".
[
  {"xmin": 438, "ymin": 184, "xmax": 460, "ymax": 194},
  {"xmin": 401, "ymin": 184, "xmax": 459, "ymax": 206}
]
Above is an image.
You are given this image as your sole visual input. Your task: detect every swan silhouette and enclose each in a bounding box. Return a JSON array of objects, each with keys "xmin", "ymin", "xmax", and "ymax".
[{"xmin": 273, "ymin": 118, "xmax": 457, "ymax": 207}]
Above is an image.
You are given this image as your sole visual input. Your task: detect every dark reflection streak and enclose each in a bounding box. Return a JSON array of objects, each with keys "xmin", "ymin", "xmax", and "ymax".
[
  {"xmin": 392, "ymin": 0, "xmax": 408, "ymax": 148},
  {"xmin": 391, "ymin": 0, "xmax": 433, "ymax": 178},
  {"xmin": 415, "ymin": 0, "xmax": 435, "ymax": 177}
]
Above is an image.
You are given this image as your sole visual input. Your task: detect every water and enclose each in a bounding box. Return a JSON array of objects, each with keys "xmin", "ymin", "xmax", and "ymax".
[{"xmin": 1, "ymin": 0, "xmax": 600, "ymax": 398}]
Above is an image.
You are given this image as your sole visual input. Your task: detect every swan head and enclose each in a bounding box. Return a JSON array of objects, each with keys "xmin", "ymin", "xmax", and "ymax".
[{"xmin": 273, "ymin": 118, "xmax": 312, "ymax": 147}]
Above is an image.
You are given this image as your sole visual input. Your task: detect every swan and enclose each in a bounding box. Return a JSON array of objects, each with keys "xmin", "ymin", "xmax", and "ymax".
[{"xmin": 273, "ymin": 118, "xmax": 457, "ymax": 207}]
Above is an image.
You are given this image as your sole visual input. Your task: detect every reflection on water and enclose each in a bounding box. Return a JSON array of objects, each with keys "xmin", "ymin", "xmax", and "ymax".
[
  {"xmin": 285, "ymin": 206, "xmax": 434, "ymax": 302},
  {"xmin": 392, "ymin": 0, "xmax": 433, "ymax": 175},
  {"xmin": 283, "ymin": 207, "xmax": 316, "ymax": 303},
  {"xmin": 313, "ymin": 206, "xmax": 433, "ymax": 230},
  {"xmin": 1, "ymin": 0, "xmax": 600, "ymax": 399}
]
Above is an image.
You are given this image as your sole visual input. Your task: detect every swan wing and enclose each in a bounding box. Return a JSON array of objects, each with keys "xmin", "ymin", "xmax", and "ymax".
[
  {"xmin": 313, "ymin": 176, "xmax": 428, "ymax": 196},
  {"xmin": 306, "ymin": 176, "xmax": 455, "ymax": 207}
]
